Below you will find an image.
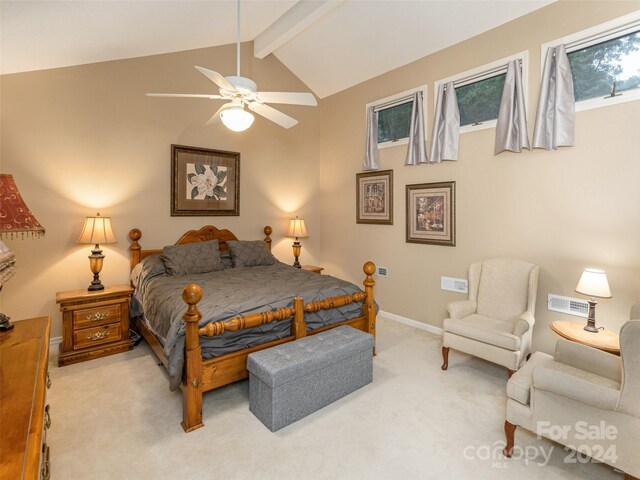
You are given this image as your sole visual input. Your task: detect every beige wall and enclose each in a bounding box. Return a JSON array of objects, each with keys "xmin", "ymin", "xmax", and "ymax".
[
  {"xmin": 2, "ymin": 1, "xmax": 639, "ymax": 356},
  {"xmin": 319, "ymin": 0, "xmax": 640, "ymax": 353},
  {"xmin": 0, "ymin": 42, "xmax": 322, "ymax": 338}
]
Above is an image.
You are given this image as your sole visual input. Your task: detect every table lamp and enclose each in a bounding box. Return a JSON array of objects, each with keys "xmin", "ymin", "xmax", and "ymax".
[
  {"xmin": 575, "ymin": 268, "xmax": 612, "ymax": 333},
  {"xmin": 0, "ymin": 173, "xmax": 46, "ymax": 331},
  {"xmin": 78, "ymin": 213, "xmax": 117, "ymax": 291},
  {"xmin": 286, "ymin": 216, "xmax": 308, "ymax": 268}
]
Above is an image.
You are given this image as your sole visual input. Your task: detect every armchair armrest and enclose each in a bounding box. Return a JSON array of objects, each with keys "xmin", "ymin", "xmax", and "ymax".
[
  {"xmin": 533, "ymin": 366, "xmax": 619, "ymax": 411},
  {"xmin": 513, "ymin": 311, "xmax": 535, "ymax": 337},
  {"xmin": 447, "ymin": 300, "xmax": 476, "ymax": 320},
  {"xmin": 554, "ymin": 339, "xmax": 621, "ymax": 382}
]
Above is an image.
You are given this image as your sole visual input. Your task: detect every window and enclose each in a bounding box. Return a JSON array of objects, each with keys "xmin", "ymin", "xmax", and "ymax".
[
  {"xmin": 434, "ymin": 51, "xmax": 528, "ymax": 133},
  {"xmin": 542, "ymin": 11, "xmax": 640, "ymax": 111},
  {"xmin": 366, "ymin": 86, "xmax": 427, "ymax": 149}
]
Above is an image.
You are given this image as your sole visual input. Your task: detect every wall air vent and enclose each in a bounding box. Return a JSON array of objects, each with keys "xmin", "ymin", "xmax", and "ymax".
[{"xmin": 547, "ymin": 294, "xmax": 589, "ymax": 318}]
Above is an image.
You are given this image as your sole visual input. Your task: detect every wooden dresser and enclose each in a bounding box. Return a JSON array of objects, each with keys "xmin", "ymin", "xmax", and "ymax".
[
  {"xmin": 0, "ymin": 316, "xmax": 51, "ymax": 479},
  {"xmin": 57, "ymin": 284, "xmax": 133, "ymax": 366}
]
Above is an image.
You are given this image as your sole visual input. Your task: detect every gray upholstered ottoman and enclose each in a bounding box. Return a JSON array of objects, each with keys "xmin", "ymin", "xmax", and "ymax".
[{"xmin": 247, "ymin": 326, "xmax": 374, "ymax": 432}]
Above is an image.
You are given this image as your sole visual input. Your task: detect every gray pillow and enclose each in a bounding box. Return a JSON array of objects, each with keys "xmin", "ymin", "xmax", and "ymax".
[
  {"xmin": 161, "ymin": 240, "xmax": 225, "ymax": 276},
  {"xmin": 131, "ymin": 254, "xmax": 166, "ymax": 289},
  {"xmin": 220, "ymin": 250, "xmax": 234, "ymax": 269},
  {"xmin": 227, "ymin": 240, "xmax": 276, "ymax": 267}
]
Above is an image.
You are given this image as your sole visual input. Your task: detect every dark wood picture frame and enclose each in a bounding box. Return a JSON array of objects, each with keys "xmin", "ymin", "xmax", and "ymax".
[
  {"xmin": 356, "ymin": 170, "xmax": 393, "ymax": 225},
  {"xmin": 406, "ymin": 181, "xmax": 455, "ymax": 246},
  {"xmin": 171, "ymin": 145, "xmax": 240, "ymax": 216}
]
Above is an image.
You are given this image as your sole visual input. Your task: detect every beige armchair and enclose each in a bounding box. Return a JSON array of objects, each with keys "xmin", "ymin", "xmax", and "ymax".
[
  {"xmin": 503, "ymin": 316, "xmax": 640, "ymax": 479},
  {"xmin": 441, "ymin": 258, "xmax": 539, "ymax": 376}
]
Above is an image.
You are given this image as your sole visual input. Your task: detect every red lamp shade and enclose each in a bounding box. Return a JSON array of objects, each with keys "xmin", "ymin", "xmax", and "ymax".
[{"xmin": 0, "ymin": 174, "xmax": 45, "ymax": 239}]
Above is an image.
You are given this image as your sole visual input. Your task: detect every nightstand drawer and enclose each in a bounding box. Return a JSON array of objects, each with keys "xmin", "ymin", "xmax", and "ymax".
[
  {"xmin": 72, "ymin": 304, "xmax": 121, "ymax": 330},
  {"xmin": 73, "ymin": 323, "xmax": 122, "ymax": 350}
]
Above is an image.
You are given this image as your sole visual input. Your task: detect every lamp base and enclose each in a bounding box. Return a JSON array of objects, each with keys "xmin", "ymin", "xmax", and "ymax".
[
  {"xmin": 292, "ymin": 240, "xmax": 302, "ymax": 269},
  {"xmin": 583, "ymin": 299, "xmax": 599, "ymax": 333},
  {"xmin": 0, "ymin": 313, "xmax": 14, "ymax": 332}
]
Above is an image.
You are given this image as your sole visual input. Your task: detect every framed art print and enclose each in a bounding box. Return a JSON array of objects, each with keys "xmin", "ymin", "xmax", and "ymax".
[
  {"xmin": 356, "ymin": 170, "xmax": 393, "ymax": 225},
  {"xmin": 406, "ymin": 181, "xmax": 455, "ymax": 246},
  {"xmin": 171, "ymin": 145, "xmax": 240, "ymax": 216}
]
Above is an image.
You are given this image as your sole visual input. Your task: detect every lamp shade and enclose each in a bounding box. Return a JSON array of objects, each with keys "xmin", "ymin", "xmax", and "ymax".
[
  {"xmin": 287, "ymin": 217, "xmax": 308, "ymax": 239},
  {"xmin": 78, "ymin": 214, "xmax": 117, "ymax": 245},
  {"xmin": 575, "ymin": 268, "xmax": 612, "ymax": 298},
  {"xmin": 0, "ymin": 174, "xmax": 45, "ymax": 238},
  {"xmin": 220, "ymin": 105, "xmax": 255, "ymax": 132}
]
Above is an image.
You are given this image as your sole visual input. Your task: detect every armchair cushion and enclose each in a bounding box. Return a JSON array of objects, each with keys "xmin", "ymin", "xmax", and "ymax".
[
  {"xmin": 554, "ymin": 339, "xmax": 621, "ymax": 382},
  {"xmin": 533, "ymin": 363, "xmax": 620, "ymax": 411},
  {"xmin": 443, "ymin": 314, "xmax": 521, "ymax": 351}
]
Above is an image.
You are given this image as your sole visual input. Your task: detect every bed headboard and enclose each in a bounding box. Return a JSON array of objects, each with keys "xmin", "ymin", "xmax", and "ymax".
[{"xmin": 128, "ymin": 225, "xmax": 273, "ymax": 271}]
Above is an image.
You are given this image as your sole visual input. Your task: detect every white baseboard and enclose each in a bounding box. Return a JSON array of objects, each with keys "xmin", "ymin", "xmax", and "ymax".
[
  {"xmin": 379, "ymin": 310, "xmax": 443, "ymax": 336},
  {"xmin": 50, "ymin": 336, "xmax": 62, "ymax": 348}
]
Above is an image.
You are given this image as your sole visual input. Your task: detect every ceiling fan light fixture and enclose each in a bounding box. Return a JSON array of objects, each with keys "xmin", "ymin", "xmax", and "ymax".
[{"xmin": 220, "ymin": 104, "xmax": 254, "ymax": 132}]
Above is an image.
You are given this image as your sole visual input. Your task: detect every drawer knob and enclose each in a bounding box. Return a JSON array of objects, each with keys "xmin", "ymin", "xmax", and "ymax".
[
  {"xmin": 86, "ymin": 312, "xmax": 109, "ymax": 322},
  {"xmin": 87, "ymin": 331, "xmax": 110, "ymax": 341},
  {"xmin": 41, "ymin": 445, "xmax": 50, "ymax": 480},
  {"xmin": 46, "ymin": 372, "xmax": 52, "ymax": 389},
  {"xmin": 44, "ymin": 404, "xmax": 51, "ymax": 430}
]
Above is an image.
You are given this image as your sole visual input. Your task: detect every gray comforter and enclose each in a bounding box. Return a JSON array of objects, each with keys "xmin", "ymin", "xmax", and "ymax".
[{"xmin": 132, "ymin": 258, "xmax": 368, "ymax": 390}]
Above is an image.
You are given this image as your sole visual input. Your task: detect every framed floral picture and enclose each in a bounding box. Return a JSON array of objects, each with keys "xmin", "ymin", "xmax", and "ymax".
[
  {"xmin": 356, "ymin": 170, "xmax": 393, "ymax": 225},
  {"xmin": 171, "ymin": 145, "xmax": 240, "ymax": 216},
  {"xmin": 406, "ymin": 181, "xmax": 455, "ymax": 246}
]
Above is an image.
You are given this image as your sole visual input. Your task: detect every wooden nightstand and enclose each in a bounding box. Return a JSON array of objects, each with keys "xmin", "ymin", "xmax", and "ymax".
[
  {"xmin": 57, "ymin": 284, "xmax": 133, "ymax": 366},
  {"xmin": 302, "ymin": 265, "xmax": 324, "ymax": 274}
]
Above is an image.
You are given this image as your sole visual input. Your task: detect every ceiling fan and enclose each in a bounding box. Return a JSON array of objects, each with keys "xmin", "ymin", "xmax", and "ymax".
[{"xmin": 146, "ymin": 0, "xmax": 317, "ymax": 132}]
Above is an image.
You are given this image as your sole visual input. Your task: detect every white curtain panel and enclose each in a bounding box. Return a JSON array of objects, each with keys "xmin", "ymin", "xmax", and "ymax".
[
  {"xmin": 532, "ymin": 44, "xmax": 575, "ymax": 150},
  {"xmin": 495, "ymin": 60, "xmax": 531, "ymax": 154},
  {"xmin": 362, "ymin": 106, "xmax": 379, "ymax": 170},
  {"xmin": 404, "ymin": 91, "xmax": 428, "ymax": 166},
  {"xmin": 429, "ymin": 82, "xmax": 460, "ymax": 163}
]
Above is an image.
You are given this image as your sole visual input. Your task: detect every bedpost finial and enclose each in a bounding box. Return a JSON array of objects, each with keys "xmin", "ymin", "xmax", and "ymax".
[
  {"xmin": 183, "ymin": 284, "xmax": 203, "ymax": 306},
  {"xmin": 363, "ymin": 261, "xmax": 376, "ymax": 276},
  {"xmin": 264, "ymin": 226, "xmax": 272, "ymax": 236},
  {"xmin": 129, "ymin": 228, "xmax": 142, "ymax": 242}
]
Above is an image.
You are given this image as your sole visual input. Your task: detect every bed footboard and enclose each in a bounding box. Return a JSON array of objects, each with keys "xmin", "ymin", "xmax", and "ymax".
[{"xmin": 180, "ymin": 261, "xmax": 376, "ymax": 432}]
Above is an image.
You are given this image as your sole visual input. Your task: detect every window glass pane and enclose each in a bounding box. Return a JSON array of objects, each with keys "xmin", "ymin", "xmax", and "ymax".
[
  {"xmin": 568, "ymin": 30, "xmax": 640, "ymax": 102},
  {"xmin": 455, "ymin": 73, "xmax": 506, "ymax": 127},
  {"xmin": 377, "ymin": 101, "xmax": 412, "ymax": 143}
]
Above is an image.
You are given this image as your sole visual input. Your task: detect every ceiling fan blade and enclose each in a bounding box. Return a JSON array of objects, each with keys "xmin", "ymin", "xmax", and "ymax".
[
  {"xmin": 249, "ymin": 103, "xmax": 298, "ymax": 129},
  {"xmin": 205, "ymin": 104, "xmax": 228, "ymax": 126},
  {"xmin": 195, "ymin": 66, "xmax": 237, "ymax": 92},
  {"xmin": 146, "ymin": 93, "xmax": 223, "ymax": 99},
  {"xmin": 255, "ymin": 92, "xmax": 317, "ymax": 106}
]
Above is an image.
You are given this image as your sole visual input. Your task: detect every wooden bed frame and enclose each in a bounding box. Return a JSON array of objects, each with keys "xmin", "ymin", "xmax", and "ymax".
[{"xmin": 128, "ymin": 225, "xmax": 376, "ymax": 432}]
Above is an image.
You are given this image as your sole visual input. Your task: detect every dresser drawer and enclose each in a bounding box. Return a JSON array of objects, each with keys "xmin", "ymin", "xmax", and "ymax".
[
  {"xmin": 73, "ymin": 323, "xmax": 122, "ymax": 350},
  {"xmin": 72, "ymin": 304, "xmax": 121, "ymax": 330}
]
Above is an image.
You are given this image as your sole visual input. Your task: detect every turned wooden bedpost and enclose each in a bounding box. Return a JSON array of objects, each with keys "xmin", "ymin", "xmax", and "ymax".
[
  {"xmin": 129, "ymin": 229, "xmax": 142, "ymax": 272},
  {"xmin": 181, "ymin": 284, "xmax": 204, "ymax": 433},
  {"xmin": 363, "ymin": 262, "xmax": 376, "ymax": 352},
  {"xmin": 292, "ymin": 296, "xmax": 306, "ymax": 339},
  {"xmin": 264, "ymin": 226, "xmax": 272, "ymax": 251}
]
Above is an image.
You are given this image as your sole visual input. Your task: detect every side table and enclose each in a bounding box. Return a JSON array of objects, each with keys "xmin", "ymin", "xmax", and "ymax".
[{"xmin": 550, "ymin": 320, "xmax": 620, "ymax": 355}]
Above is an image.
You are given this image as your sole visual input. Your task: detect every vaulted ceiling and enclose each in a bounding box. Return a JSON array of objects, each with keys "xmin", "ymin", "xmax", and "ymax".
[{"xmin": 0, "ymin": 0, "xmax": 554, "ymax": 98}]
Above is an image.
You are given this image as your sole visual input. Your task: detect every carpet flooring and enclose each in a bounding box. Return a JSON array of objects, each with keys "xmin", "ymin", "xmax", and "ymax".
[{"xmin": 48, "ymin": 316, "xmax": 620, "ymax": 479}]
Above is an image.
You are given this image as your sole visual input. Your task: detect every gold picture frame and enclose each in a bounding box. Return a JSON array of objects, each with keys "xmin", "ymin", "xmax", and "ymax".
[
  {"xmin": 406, "ymin": 181, "xmax": 455, "ymax": 246},
  {"xmin": 356, "ymin": 170, "xmax": 393, "ymax": 225},
  {"xmin": 171, "ymin": 144, "xmax": 240, "ymax": 216}
]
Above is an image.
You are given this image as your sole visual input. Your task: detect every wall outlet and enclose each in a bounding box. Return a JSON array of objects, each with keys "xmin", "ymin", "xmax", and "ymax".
[
  {"xmin": 441, "ymin": 276, "xmax": 468, "ymax": 293},
  {"xmin": 375, "ymin": 266, "xmax": 388, "ymax": 278}
]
